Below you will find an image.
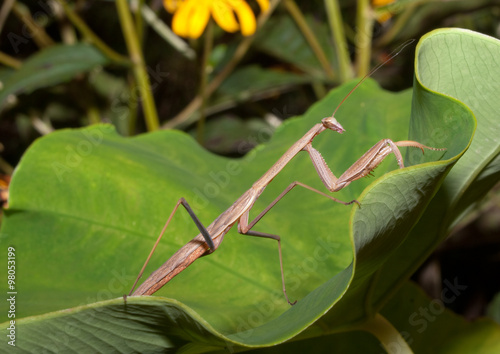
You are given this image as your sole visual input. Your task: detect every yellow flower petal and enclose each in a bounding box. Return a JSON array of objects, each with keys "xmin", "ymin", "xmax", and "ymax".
[
  {"xmin": 189, "ymin": 4, "xmax": 212, "ymax": 38},
  {"xmin": 166, "ymin": 0, "xmax": 264, "ymax": 38},
  {"xmin": 373, "ymin": 0, "xmax": 396, "ymax": 22},
  {"xmin": 376, "ymin": 12, "xmax": 392, "ymax": 23},
  {"xmin": 373, "ymin": 0, "xmax": 395, "ymax": 6},
  {"xmin": 212, "ymin": 1, "xmax": 239, "ymax": 33},
  {"xmin": 171, "ymin": 3, "xmax": 191, "ymax": 37},
  {"xmin": 172, "ymin": 1, "xmax": 211, "ymax": 38},
  {"xmin": 228, "ymin": 0, "xmax": 256, "ymax": 36},
  {"xmin": 255, "ymin": 0, "xmax": 270, "ymax": 12},
  {"xmin": 164, "ymin": 0, "xmax": 183, "ymax": 13}
]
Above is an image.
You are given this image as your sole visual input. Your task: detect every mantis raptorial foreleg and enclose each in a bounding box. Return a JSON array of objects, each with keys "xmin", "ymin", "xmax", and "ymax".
[{"xmin": 304, "ymin": 139, "xmax": 444, "ymax": 193}]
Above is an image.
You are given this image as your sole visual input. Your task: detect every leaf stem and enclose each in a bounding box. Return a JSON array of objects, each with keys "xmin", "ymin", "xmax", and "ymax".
[
  {"xmin": 116, "ymin": 0, "xmax": 160, "ymax": 131},
  {"xmin": 354, "ymin": 0, "xmax": 374, "ymax": 77},
  {"xmin": 56, "ymin": 0, "xmax": 129, "ymax": 65},
  {"xmin": 197, "ymin": 20, "xmax": 214, "ymax": 144},
  {"xmin": 0, "ymin": 51, "xmax": 22, "ymax": 68},
  {"xmin": 324, "ymin": 0, "xmax": 352, "ymax": 83},
  {"xmin": 12, "ymin": 2, "xmax": 55, "ymax": 48},
  {"xmin": 132, "ymin": 0, "xmax": 146, "ymax": 45},
  {"xmin": 359, "ymin": 313, "xmax": 414, "ymax": 354},
  {"xmin": 284, "ymin": 0, "xmax": 335, "ymax": 80},
  {"xmin": 0, "ymin": 0, "xmax": 16, "ymax": 33}
]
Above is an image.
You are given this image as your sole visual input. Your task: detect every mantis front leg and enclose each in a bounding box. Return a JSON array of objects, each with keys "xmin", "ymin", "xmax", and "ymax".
[{"xmin": 304, "ymin": 139, "xmax": 445, "ymax": 193}]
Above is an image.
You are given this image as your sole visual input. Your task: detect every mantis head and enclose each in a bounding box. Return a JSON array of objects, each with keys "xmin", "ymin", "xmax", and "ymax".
[{"xmin": 321, "ymin": 116, "xmax": 345, "ymax": 133}]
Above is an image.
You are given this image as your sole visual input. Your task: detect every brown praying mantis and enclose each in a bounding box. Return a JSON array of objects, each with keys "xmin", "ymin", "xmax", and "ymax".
[{"xmin": 128, "ymin": 40, "xmax": 445, "ymax": 305}]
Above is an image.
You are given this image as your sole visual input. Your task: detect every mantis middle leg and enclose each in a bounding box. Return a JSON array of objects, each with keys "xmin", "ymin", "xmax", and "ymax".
[{"xmin": 237, "ymin": 181, "xmax": 358, "ymax": 305}]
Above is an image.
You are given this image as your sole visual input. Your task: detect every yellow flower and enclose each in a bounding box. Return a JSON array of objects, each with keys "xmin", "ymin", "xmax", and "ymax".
[
  {"xmin": 164, "ymin": 0, "xmax": 269, "ymax": 39},
  {"xmin": 372, "ymin": 0, "xmax": 397, "ymax": 23},
  {"xmin": 372, "ymin": 0, "xmax": 395, "ymax": 5}
]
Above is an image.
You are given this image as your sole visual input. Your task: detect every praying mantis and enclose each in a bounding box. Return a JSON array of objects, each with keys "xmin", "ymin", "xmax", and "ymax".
[{"xmin": 128, "ymin": 40, "xmax": 445, "ymax": 305}]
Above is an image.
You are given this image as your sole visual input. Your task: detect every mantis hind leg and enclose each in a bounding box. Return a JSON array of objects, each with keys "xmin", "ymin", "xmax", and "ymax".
[{"xmin": 128, "ymin": 197, "xmax": 215, "ymax": 296}]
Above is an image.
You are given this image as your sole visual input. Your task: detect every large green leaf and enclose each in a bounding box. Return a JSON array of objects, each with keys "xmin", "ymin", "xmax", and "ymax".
[
  {"xmin": 0, "ymin": 43, "xmax": 109, "ymax": 109},
  {"xmin": 1, "ymin": 28, "xmax": 499, "ymax": 352},
  {"xmin": 365, "ymin": 28, "xmax": 500, "ymax": 319}
]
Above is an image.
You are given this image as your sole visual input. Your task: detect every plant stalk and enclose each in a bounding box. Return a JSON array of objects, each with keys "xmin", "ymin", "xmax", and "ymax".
[
  {"xmin": 131, "ymin": 0, "xmax": 146, "ymax": 44},
  {"xmin": 284, "ymin": 0, "xmax": 335, "ymax": 80},
  {"xmin": 116, "ymin": 0, "xmax": 160, "ymax": 131},
  {"xmin": 12, "ymin": 2, "xmax": 55, "ymax": 48},
  {"xmin": 354, "ymin": 0, "xmax": 374, "ymax": 77},
  {"xmin": 0, "ymin": 52, "xmax": 22, "ymax": 68},
  {"xmin": 0, "ymin": 0, "xmax": 16, "ymax": 33},
  {"xmin": 324, "ymin": 0, "xmax": 352, "ymax": 83},
  {"xmin": 359, "ymin": 313, "xmax": 414, "ymax": 354},
  {"xmin": 56, "ymin": 0, "xmax": 129, "ymax": 65},
  {"xmin": 197, "ymin": 20, "xmax": 214, "ymax": 144}
]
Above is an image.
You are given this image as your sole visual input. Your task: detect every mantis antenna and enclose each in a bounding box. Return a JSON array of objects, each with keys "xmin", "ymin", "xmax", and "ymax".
[{"xmin": 331, "ymin": 39, "xmax": 416, "ymax": 117}]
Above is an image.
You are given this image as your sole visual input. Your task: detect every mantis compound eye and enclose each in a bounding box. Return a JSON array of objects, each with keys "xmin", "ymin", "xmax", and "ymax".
[{"xmin": 321, "ymin": 116, "xmax": 345, "ymax": 133}]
